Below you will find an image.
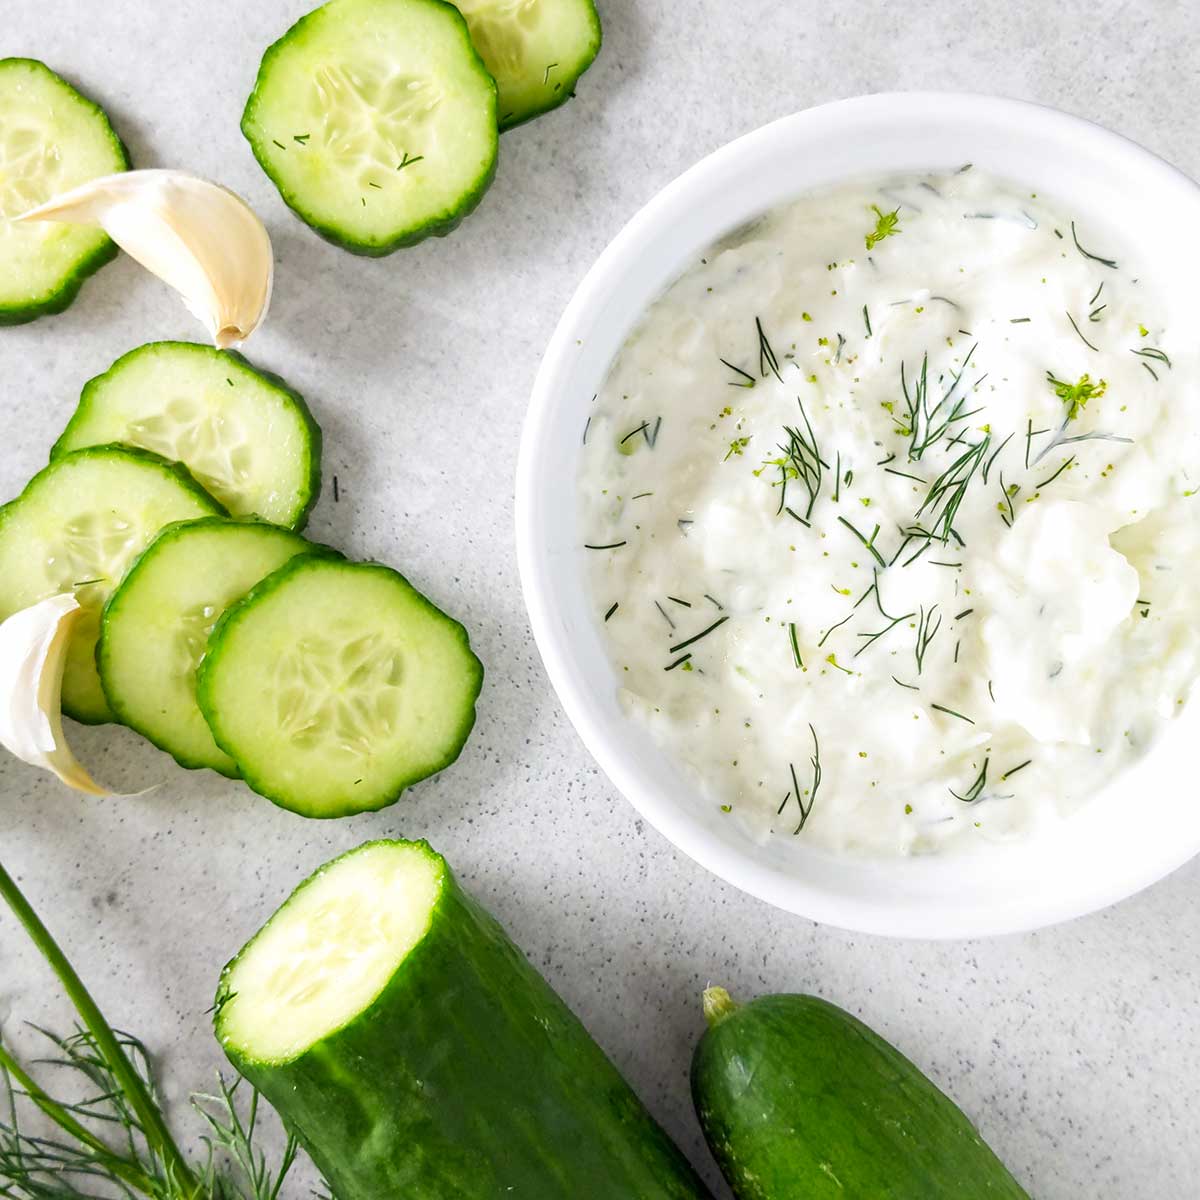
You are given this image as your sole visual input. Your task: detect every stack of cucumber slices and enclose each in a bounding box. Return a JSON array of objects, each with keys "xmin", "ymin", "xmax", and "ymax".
[
  {"xmin": 243, "ymin": 0, "xmax": 601, "ymax": 254},
  {"xmin": 0, "ymin": 342, "xmax": 483, "ymax": 817}
]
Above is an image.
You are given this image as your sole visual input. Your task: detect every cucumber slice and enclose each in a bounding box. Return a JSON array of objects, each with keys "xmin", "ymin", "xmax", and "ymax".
[
  {"xmin": 197, "ymin": 557, "xmax": 483, "ymax": 816},
  {"xmin": 0, "ymin": 58, "xmax": 129, "ymax": 325},
  {"xmin": 52, "ymin": 342, "xmax": 322, "ymax": 529},
  {"xmin": 450, "ymin": 0, "xmax": 601, "ymax": 129},
  {"xmin": 242, "ymin": 0, "xmax": 498, "ymax": 255},
  {"xmin": 99, "ymin": 518, "xmax": 330, "ymax": 776},
  {"xmin": 0, "ymin": 447, "xmax": 223, "ymax": 724},
  {"xmin": 215, "ymin": 839, "xmax": 714, "ymax": 1198}
]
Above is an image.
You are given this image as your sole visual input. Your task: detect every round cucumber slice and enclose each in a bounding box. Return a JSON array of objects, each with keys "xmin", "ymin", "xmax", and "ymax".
[
  {"xmin": 0, "ymin": 58, "xmax": 129, "ymax": 325},
  {"xmin": 197, "ymin": 557, "xmax": 483, "ymax": 816},
  {"xmin": 450, "ymin": 0, "xmax": 601, "ymax": 130},
  {"xmin": 52, "ymin": 342, "xmax": 322, "ymax": 529},
  {"xmin": 242, "ymin": 0, "xmax": 498, "ymax": 255},
  {"xmin": 99, "ymin": 518, "xmax": 331, "ymax": 776},
  {"xmin": 0, "ymin": 447, "xmax": 224, "ymax": 724}
]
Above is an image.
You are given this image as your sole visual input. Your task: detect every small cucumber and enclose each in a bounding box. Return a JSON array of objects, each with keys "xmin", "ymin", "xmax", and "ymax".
[
  {"xmin": 197, "ymin": 556, "xmax": 483, "ymax": 816},
  {"xmin": 215, "ymin": 838, "xmax": 714, "ymax": 1198},
  {"xmin": 691, "ymin": 988, "xmax": 1031, "ymax": 1199},
  {"xmin": 99, "ymin": 518, "xmax": 332, "ymax": 776},
  {"xmin": 242, "ymin": 0, "xmax": 498, "ymax": 255},
  {"xmin": 0, "ymin": 447, "xmax": 223, "ymax": 724},
  {"xmin": 52, "ymin": 342, "xmax": 322, "ymax": 530},
  {"xmin": 450, "ymin": 0, "xmax": 601, "ymax": 129},
  {"xmin": 0, "ymin": 58, "xmax": 129, "ymax": 324}
]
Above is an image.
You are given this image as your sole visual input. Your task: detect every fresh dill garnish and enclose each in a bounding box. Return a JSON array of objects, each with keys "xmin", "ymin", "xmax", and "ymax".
[
  {"xmin": 837, "ymin": 516, "xmax": 887, "ymax": 568},
  {"xmin": 931, "ymin": 702, "xmax": 974, "ymax": 724},
  {"xmin": 818, "ymin": 612, "xmax": 854, "ymax": 647},
  {"xmin": 987, "ymin": 679, "xmax": 996, "ymax": 702},
  {"xmin": 1047, "ymin": 371, "xmax": 1106, "ymax": 420},
  {"xmin": 619, "ymin": 421, "xmax": 649, "ymax": 444},
  {"xmin": 877, "ymin": 452, "xmax": 896, "ymax": 466},
  {"xmin": 950, "ymin": 756, "xmax": 990, "ymax": 802},
  {"xmin": 704, "ymin": 593, "xmax": 723, "ymax": 609},
  {"xmin": 397, "ymin": 152, "xmax": 424, "ymax": 170},
  {"xmin": 664, "ymin": 654, "xmax": 692, "ymax": 671},
  {"xmin": 293, "ymin": 133, "xmax": 311, "ymax": 144},
  {"xmin": 834, "ymin": 332, "xmax": 846, "ymax": 363},
  {"xmin": 913, "ymin": 434, "xmax": 990, "ymax": 543},
  {"xmin": 789, "ymin": 725, "xmax": 822, "ymax": 834},
  {"xmin": 855, "ymin": 610, "xmax": 914, "ymax": 658},
  {"xmin": 996, "ymin": 471, "xmax": 1016, "ymax": 527},
  {"xmin": 720, "ymin": 356, "xmax": 756, "ymax": 387},
  {"xmin": 1035, "ymin": 455, "xmax": 1076, "ymax": 488},
  {"xmin": 884, "ymin": 466, "xmax": 926, "ymax": 484},
  {"xmin": 725, "ymin": 436, "xmax": 752, "ymax": 460},
  {"xmin": 1088, "ymin": 304, "xmax": 1106, "ymax": 323},
  {"xmin": 1070, "ymin": 219, "xmax": 1118, "ymax": 269},
  {"xmin": 654, "ymin": 600, "xmax": 676, "ymax": 630},
  {"xmin": 788, "ymin": 622, "xmax": 804, "ymax": 669},
  {"xmin": 632, "ymin": 491, "xmax": 653, "ymax": 499},
  {"xmin": 863, "ymin": 305, "xmax": 873, "ymax": 337},
  {"xmin": 756, "ymin": 317, "xmax": 783, "ymax": 382},
  {"xmin": 981, "ymin": 431, "xmax": 1012, "ymax": 485},
  {"xmin": 604, "ymin": 602, "xmax": 619, "ymax": 621},
  {"xmin": 1142, "ymin": 361, "xmax": 1159, "ymax": 382},
  {"xmin": 914, "ymin": 604, "xmax": 942, "ymax": 674},
  {"xmin": 1009, "ymin": 317, "xmax": 1031, "ymax": 324},
  {"xmin": 761, "ymin": 399, "xmax": 828, "ymax": 520},
  {"xmin": 892, "ymin": 675, "xmax": 920, "ymax": 690},
  {"xmin": 332, "ymin": 475, "xmax": 340, "ymax": 503},
  {"xmin": 1131, "ymin": 346, "xmax": 1171, "ymax": 368},
  {"xmin": 583, "ymin": 415, "xmax": 591, "ymax": 444},
  {"xmin": 72, "ymin": 578, "xmax": 105, "ymax": 588},
  {"xmin": 898, "ymin": 345, "xmax": 981, "ymax": 461},
  {"xmin": 543, "ymin": 61, "xmax": 559, "ymax": 83},
  {"xmin": 1066, "ymin": 310, "xmax": 1100, "ymax": 351},
  {"xmin": 585, "ymin": 540, "xmax": 627, "ymax": 550},
  {"xmin": 865, "ymin": 204, "xmax": 901, "ymax": 250},
  {"xmin": 954, "ymin": 608, "xmax": 974, "ymax": 620},
  {"xmin": 272, "ymin": 138, "xmax": 286, "ymax": 150},
  {"xmin": 669, "ymin": 615, "xmax": 730, "ymax": 654},
  {"xmin": 833, "ymin": 451, "xmax": 842, "ymax": 501},
  {"xmin": 1090, "ymin": 281, "xmax": 1104, "ymax": 305},
  {"xmin": 368, "ymin": 181, "xmax": 382, "ymax": 189},
  {"xmin": 1000, "ymin": 758, "xmax": 1032, "ymax": 781},
  {"xmin": 784, "ymin": 506, "xmax": 811, "ymax": 526},
  {"xmin": 667, "ymin": 596, "xmax": 691, "ymax": 607},
  {"xmin": 929, "ymin": 560, "xmax": 962, "ymax": 568}
]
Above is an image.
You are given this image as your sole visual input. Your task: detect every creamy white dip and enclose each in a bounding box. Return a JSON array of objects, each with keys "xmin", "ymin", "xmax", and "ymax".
[{"xmin": 578, "ymin": 167, "xmax": 1200, "ymax": 856}]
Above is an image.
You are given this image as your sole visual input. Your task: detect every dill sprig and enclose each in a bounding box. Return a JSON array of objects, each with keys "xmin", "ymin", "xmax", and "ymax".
[
  {"xmin": 788, "ymin": 725, "xmax": 822, "ymax": 834},
  {"xmin": 897, "ymin": 346, "xmax": 981, "ymax": 461},
  {"xmin": 914, "ymin": 604, "xmax": 943, "ymax": 674},
  {"xmin": 950, "ymin": 756, "xmax": 990, "ymax": 803},
  {"xmin": 720, "ymin": 357, "xmax": 756, "ymax": 388},
  {"xmin": 764, "ymin": 399, "xmax": 828, "ymax": 521},
  {"xmin": 1046, "ymin": 371, "xmax": 1105, "ymax": 420},
  {"xmin": 865, "ymin": 204, "xmax": 901, "ymax": 250},
  {"xmin": 756, "ymin": 317, "xmax": 783, "ymax": 382},
  {"xmin": 0, "ymin": 862, "xmax": 305, "ymax": 1200},
  {"xmin": 1070, "ymin": 220, "xmax": 1118, "ymax": 269},
  {"xmin": 913, "ymin": 434, "xmax": 990, "ymax": 544},
  {"xmin": 837, "ymin": 516, "xmax": 886, "ymax": 569},
  {"xmin": 788, "ymin": 622, "xmax": 804, "ymax": 669}
]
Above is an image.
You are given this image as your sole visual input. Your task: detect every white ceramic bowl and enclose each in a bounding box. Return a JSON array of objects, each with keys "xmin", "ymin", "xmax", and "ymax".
[{"xmin": 516, "ymin": 92, "xmax": 1200, "ymax": 938}]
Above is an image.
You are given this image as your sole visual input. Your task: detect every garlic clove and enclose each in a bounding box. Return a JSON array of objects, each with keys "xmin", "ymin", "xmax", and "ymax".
[
  {"xmin": 15, "ymin": 169, "xmax": 273, "ymax": 348},
  {"xmin": 0, "ymin": 594, "xmax": 108, "ymax": 795}
]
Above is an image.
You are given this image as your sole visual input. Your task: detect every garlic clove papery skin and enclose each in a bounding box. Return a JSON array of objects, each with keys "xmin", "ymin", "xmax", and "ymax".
[
  {"xmin": 0, "ymin": 595, "xmax": 108, "ymax": 795},
  {"xmin": 15, "ymin": 169, "xmax": 273, "ymax": 348}
]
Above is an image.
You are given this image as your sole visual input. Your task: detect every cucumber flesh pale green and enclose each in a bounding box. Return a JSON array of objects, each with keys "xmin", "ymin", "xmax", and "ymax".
[
  {"xmin": 99, "ymin": 518, "xmax": 326, "ymax": 776},
  {"xmin": 242, "ymin": 0, "xmax": 498, "ymax": 255},
  {"xmin": 451, "ymin": 0, "xmax": 601, "ymax": 129},
  {"xmin": 691, "ymin": 988, "xmax": 1031, "ymax": 1200},
  {"xmin": 0, "ymin": 58, "xmax": 129, "ymax": 324},
  {"xmin": 197, "ymin": 557, "xmax": 483, "ymax": 816},
  {"xmin": 52, "ymin": 342, "xmax": 322, "ymax": 529},
  {"xmin": 0, "ymin": 447, "xmax": 223, "ymax": 724},
  {"xmin": 216, "ymin": 839, "xmax": 714, "ymax": 1199}
]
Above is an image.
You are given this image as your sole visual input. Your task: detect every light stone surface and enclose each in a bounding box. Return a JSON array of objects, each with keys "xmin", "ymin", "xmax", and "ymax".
[{"xmin": 2, "ymin": 2, "xmax": 1198, "ymax": 1196}]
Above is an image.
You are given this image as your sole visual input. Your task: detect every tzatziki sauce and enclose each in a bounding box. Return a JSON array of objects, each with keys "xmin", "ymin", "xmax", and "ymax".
[{"xmin": 578, "ymin": 167, "xmax": 1200, "ymax": 856}]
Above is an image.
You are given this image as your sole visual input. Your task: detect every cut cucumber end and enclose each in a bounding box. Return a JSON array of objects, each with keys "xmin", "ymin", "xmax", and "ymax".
[
  {"xmin": 198, "ymin": 556, "xmax": 483, "ymax": 816},
  {"xmin": 0, "ymin": 446, "xmax": 224, "ymax": 723},
  {"xmin": 53, "ymin": 342, "xmax": 322, "ymax": 530},
  {"xmin": 216, "ymin": 839, "xmax": 444, "ymax": 1064},
  {"xmin": 450, "ymin": 0, "xmax": 601, "ymax": 129},
  {"xmin": 243, "ymin": 0, "xmax": 498, "ymax": 255},
  {"xmin": 0, "ymin": 58, "xmax": 129, "ymax": 324}
]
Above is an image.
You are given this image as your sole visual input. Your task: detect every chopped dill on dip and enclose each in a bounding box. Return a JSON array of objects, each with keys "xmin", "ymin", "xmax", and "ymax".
[{"xmin": 578, "ymin": 166, "xmax": 1200, "ymax": 856}]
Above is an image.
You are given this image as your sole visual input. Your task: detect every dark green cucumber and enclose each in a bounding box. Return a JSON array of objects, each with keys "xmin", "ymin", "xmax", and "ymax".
[
  {"xmin": 450, "ymin": 0, "xmax": 601, "ymax": 129},
  {"xmin": 53, "ymin": 342, "xmax": 322, "ymax": 529},
  {"xmin": 215, "ymin": 839, "xmax": 713, "ymax": 1198},
  {"xmin": 242, "ymin": 0, "xmax": 498, "ymax": 255},
  {"xmin": 0, "ymin": 58, "xmax": 129, "ymax": 324},
  {"xmin": 691, "ymin": 988, "xmax": 1030, "ymax": 1200}
]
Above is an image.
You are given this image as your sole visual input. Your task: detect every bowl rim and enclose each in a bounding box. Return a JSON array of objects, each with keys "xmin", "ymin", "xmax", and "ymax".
[{"xmin": 515, "ymin": 90, "xmax": 1200, "ymax": 938}]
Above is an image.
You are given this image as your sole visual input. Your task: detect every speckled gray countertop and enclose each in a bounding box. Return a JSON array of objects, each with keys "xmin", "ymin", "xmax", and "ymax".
[{"xmin": 2, "ymin": 2, "xmax": 1198, "ymax": 1196}]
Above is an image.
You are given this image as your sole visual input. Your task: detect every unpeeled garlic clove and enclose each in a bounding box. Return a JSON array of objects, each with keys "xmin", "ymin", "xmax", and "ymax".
[
  {"xmin": 16, "ymin": 169, "xmax": 273, "ymax": 348},
  {"xmin": 0, "ymin": 594, "xmax": 108, "ymax": 795}
]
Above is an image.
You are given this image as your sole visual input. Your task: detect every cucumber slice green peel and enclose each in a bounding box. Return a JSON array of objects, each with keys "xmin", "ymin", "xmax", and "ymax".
[
  {"xmin": 451, "ymin": 0, "xmax": 601, "ymax": 129},
  {"xmin": 242, "ymin": 0, "xmax": 499, "ymax": 256},
  {"xmin": 52, "ymin": 342, "xmax": 323, "ymax": 530},
  {"xmin": 99, "ymin": 518, "xmax": 333, "ymax": 777},
  {"xmin": 215, "ymin": 839, "xmax": 715, "ymax": 1198},
  {"xmin": 0, "ymin": 446, "xmax": 224, "ymax": 725},
  {"xmin": 197, "ymin": 557, "xmax": 484, "ymax": 816},
  {"xmin": 0, "ymin": 58, "xmax": 129, "ymax": 325}
]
